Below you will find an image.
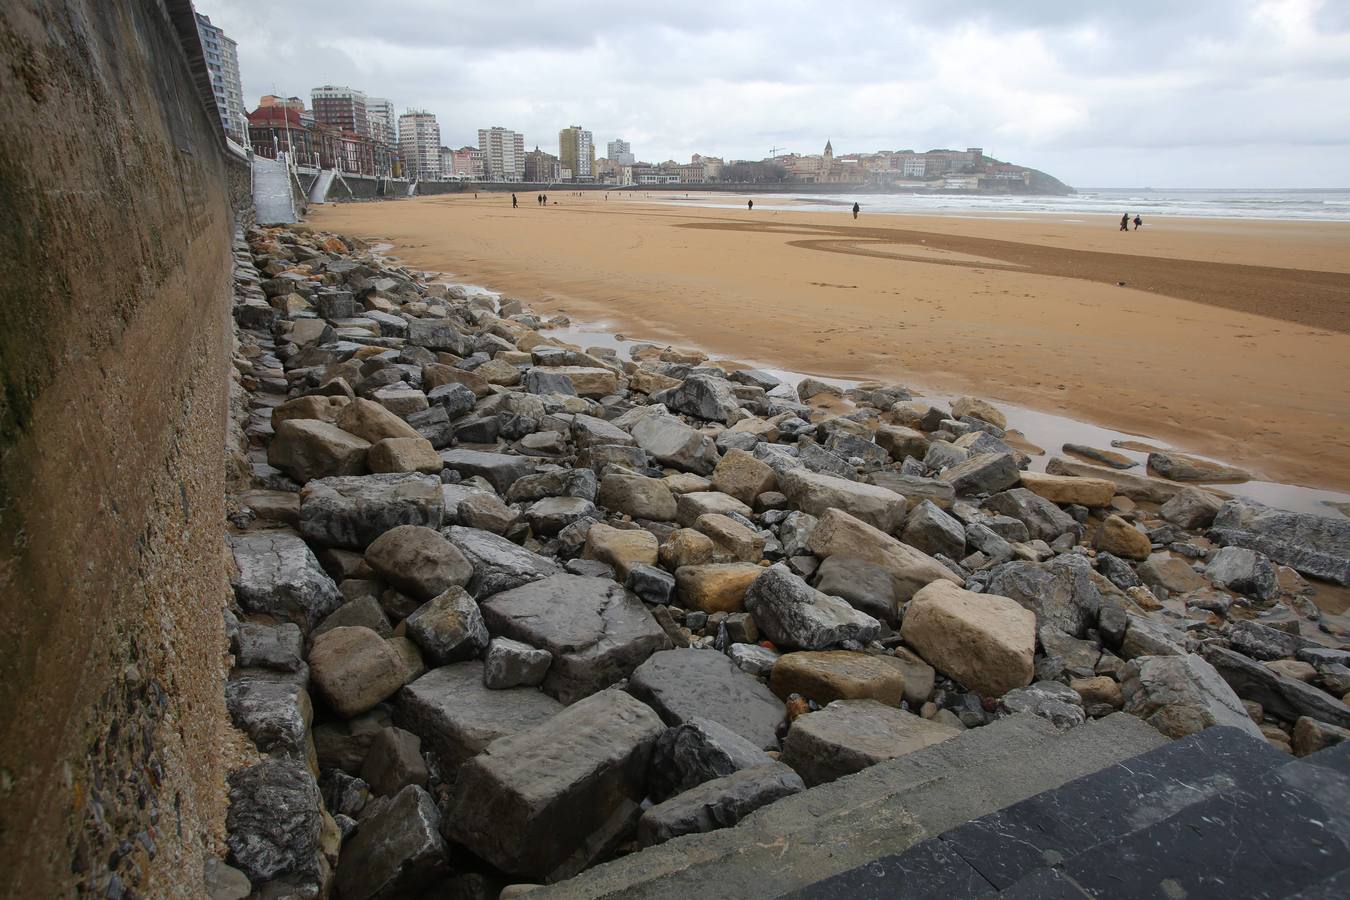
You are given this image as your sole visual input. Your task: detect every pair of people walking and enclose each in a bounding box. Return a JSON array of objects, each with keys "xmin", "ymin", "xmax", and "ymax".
[{"xmin": 1120, "ymin": 213, "xmax": 1142, "ymax": 231}]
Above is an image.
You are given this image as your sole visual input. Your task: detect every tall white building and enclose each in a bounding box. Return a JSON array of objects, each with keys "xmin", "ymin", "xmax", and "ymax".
[
  {"xmin": 607, "ymin": 138, "xmax": 634, "ymax": 166},
  {"xmin": 193, "ymin": 13, "xmax": 246, "ymax": 142},
  {"xmin": 399, "ymin": 110, "xmax": 441, "ymax": 181},
  {"xmin": 477, "ymin": 126, "xmax": 526, "ymax": 182},
  {"xmin": 366, "ymin": 97, "xmax": 397, "ymax": 146}
]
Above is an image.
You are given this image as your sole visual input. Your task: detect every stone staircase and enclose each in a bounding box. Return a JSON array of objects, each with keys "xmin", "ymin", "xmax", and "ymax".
[
  {"xmin": 307, "ymin": 168, "xmax": 337, "ymax": 204},
  {"xmin": 533, "ymin": 713, "xmax": 1167, "ymax": 899},
  {"xmin": 540, "ymin": 717, "xmax": 1349, "ymax": 899},
  {"xmin": 252, "ymin": 153, "xmax": 296, "ymax": 225},
  {"xmin": 793, "ymin": 728, "xmax": 1349, "ymax": 898}
]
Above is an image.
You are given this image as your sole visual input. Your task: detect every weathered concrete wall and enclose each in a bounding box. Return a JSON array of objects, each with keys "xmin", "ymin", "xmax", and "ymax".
[{"xmin": 0, "ymin": 0, "xmax": 237, "ymax": 896}]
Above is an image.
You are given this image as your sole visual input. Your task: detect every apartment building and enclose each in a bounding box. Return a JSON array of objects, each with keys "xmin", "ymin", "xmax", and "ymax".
[
  {"xmin": 606, "ymin": 138, "xmax": 635, "ymax": 165},
  {"xmin": 478, "ymin": 126, "xmax": 526, "ymax": 181},
  {"xmin": 193, "ymin": 13, "xmax": 246, "ymax": 141},
  {"xmin": 311, "ymin": 85, "xmax": 370, "ymax": 137},
  {"xmin": 559, "ymin": 126, "xmax": 595, "ymax": 180},
  {"xmin": 399, "ymin": 109, "xmax": 441, "ymax": 180}
]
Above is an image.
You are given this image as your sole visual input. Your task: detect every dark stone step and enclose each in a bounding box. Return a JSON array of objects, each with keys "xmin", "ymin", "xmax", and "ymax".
[
  {"xmin": 936, "ymin": 725, "xmax": 1287, "ymax": 890},
  {"xmin": 790, "ymin": 725, "xmax": 1285, "ymax": 897},
  {"xmin": 1023, "ymin": 747, "xmax": 1350, "ymax": 898}
]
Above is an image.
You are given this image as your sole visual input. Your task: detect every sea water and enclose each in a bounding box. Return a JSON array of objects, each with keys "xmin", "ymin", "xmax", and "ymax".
[{"xmin": 683, "ymin": 188, "xmax": 1350, "ymax": 222}]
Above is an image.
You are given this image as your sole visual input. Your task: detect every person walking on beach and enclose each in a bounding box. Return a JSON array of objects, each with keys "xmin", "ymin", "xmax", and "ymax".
[
  {"xmin": 852, "ymin": 202, "xmax": 860, "ymax": 220},
  {"xmin": 1120, "ymin": 212, "xmax": 1129, "ymax": 231},
  {"xmin": 1133, "ymin": 215, "xmax": 1142, "ymax": 230},
  {"xmin": 747, "ymin": 199, "xmax": 754, "ymax": 211},
  {"xmin": 512, "ymin": 193, "xmax": 518, "ymax": 208}
]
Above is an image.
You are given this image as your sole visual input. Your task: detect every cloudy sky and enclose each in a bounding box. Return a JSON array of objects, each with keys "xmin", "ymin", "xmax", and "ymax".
[{"xmin": 204, "ymin": 0, "xmax": 1349, "ymax": 188}]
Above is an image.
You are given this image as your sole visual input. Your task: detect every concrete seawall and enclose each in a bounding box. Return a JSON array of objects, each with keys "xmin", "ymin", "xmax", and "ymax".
[{"xmin": 0, "ymin": 0, "xmax": 241, "ymax": 895}]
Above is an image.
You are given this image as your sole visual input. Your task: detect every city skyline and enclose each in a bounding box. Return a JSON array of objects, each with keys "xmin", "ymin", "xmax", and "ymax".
[{"xmin": 197, "ymin": 0, "xmax": 1349, "ymax": 189}]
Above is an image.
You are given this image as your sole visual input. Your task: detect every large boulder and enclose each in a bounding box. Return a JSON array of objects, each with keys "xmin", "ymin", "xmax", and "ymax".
[
  {"xmin": 637, "ymin": 764, "xmax": 804, "ymax": 847},
  {"xmin": 812, "ymin": 556, "xmax": 899, "ymax": 625},
  {"xmin": 395, "ymin": 662, "xmax": 563, "ymax": 772},
  {"xmin": 743, "ymin": 564, "xmax": 881, "ymax": 651},
  {"xmin": 1160, "ymin": 486, "xmax": 1225, "ymax": 529},
  {"xmin": 653, "ymin": 374, "xmax": 743, "ymax": 424},
  {"xmin": 334, "ymin": 785, "xmax": 446, "ymax": 900},
  {"xmin": 528, "ymin": 366, "xmax": 618, "ymax": 398},
  {"xmin": 229, "ymin": 531, "xmax": 343, "ymax": 632},
  {"xmin": 299, "ymin": 474, "xmax": 444, "ymax": 550},
  {"xmin": 1094, "ymin": 514, "xmax": 1152, "ymax": 561},
  {"xmin": 807, "ymin": 508, "xmax": 962, "ymax": 605},
  {"xmin": 1016, "ymin": 471, "xmax": 1114, "ymax": 508},
  {"xmin": 674, "ymin": 563, "xmax": 763, "ymax": 613},
  {"xmin": 309, "ymin": 626, "xmax": 408, "ymax": 718},
  {"xmin": 483, "ymin": 637, "xmax": 553, "ymax": 689},
  {"xmin": 780, "ymin": 699, "xmax": 961, "ymax": 786},
  {"xmin": 645, "ymin": 717, "xmax": 776, "ymax": 802},
  {"xmin": 710, "ymin": 449, "xmax": 778, "ymax": 505},
  {"xmin": 364, "ymin": 525, "xmax": 471, "ymax": 600},
  {"xmin": 407, "ymin": 318, "xmax": 473, "ymax": 355},
  {"xmin": 1045, "ymin": 457, "xmax": 1183, "ymax": 503},
  {"xmin": 438, "ymin": 449, "xmax": 536, "ymax": 494},
  {"xmin": 629, "ymin": 412, "xmax": 721, "ymax": 475},
  {"xmin": 695, "ymin": 514, "xmax": 764, "ymax": 563},
  {"xmin": 900, "ymin": 580, "xmax": 1036, "ymax": 698},
  {"xmin": 1147, "ymin": 450, "xmax": 1250, "ymax": 483},
  {"xmin": 445, "ymin": 690, "xmax": 664, "ymax": 880},
  {"xmin": 405, "ymin": 587, "xmax": 490, "ymax": 665},
  {"xmin": 226, "ymin": 669, "xmax": 311, "ymax": 760},
  {"xmin": 984, "ymin": 488, "xmax": 1080, "ymax": 542},
  {"xmin": 938, "ymin": 452, "xmax": 1019, "ymax": 496},
  {"xmin": 1205, "ymin": 546, "xmax": 1277, "ymax": 600},
  {"xmin": 443, "ymin": 525, "xmax": 561, "ymax": 597},
  {"xmin": 627, "ymin": 649, "xmax": 786, "ymax": 750},
  {"xmin": 899, "ymin": 500, "xmax": 966, "ymax": 561},
  {"xmin": 583, "ymin": 524, "xmax": 659, "ymax": 580},
  {"xmin": 951, "ymin": 396, "xmax": 1006, "ymax": 429},
  {"xmin": 226, "ymin": 759, "xmax": 324, "ymax": 888},
  {"xmin": 779, "ymin": 468, "xmax": 907, "ymax": 533},
  {"xmin": 769, "ymin": 651, "xmax": 905, "ymax": 707},
  {"xmin": 984, "ymin": 555, "xmax": 1102, "ymax": 638},
  {"xmin": 481, "ymin": 575, "xmax": 671, "ymax": 703},
  {"xmin": 597, "ymin": 473, "xmax": 677, "ymax": 521},
  {"xmin": 368, "ymin": 437, "xmax": 443, "ymax": 475},
  {"xmin": 268, "ymin": 419, "xmax": 369, "ymax": 483},
  {"xmin": 1209, "ymin": 499, "xmax": 1350, "ymax": 586},
  {"xmin": 1121, "ymin": 653, "xmax": 1263, "ymax": 739},
  {"xmin": 336, "ymin": 397, "xmax": 421, "ymax": 443}
]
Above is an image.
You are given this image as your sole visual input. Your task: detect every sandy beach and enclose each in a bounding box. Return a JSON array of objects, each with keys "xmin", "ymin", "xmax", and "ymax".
[{"xmin": 309, "ymin": 193, "xmax": 1350, "ymax": 492}]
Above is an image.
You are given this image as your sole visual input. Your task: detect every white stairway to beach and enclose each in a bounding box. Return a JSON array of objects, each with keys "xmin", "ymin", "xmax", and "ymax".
[{"xmin": 252, "ymin": 154, "xmax": 296, "ymax": 225}]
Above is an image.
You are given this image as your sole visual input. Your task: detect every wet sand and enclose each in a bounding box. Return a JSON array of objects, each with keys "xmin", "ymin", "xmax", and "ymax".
[{"xmin": 308, "ymin": 193, "xmax": 1350, "ymax": 492}]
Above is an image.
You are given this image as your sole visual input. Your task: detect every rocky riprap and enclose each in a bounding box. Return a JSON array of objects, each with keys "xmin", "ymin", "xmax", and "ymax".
[{"xmin": 212, "ymin": 225, "xmax": 1350, "ymax": 897}]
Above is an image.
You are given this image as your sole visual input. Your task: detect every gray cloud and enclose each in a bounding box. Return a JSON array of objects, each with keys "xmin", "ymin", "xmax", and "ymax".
[{"xmin": 203, "ymin": 0, "xmax": 1350, "ymax": 187}]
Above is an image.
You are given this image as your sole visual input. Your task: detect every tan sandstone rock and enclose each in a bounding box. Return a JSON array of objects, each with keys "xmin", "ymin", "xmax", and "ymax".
[{"xmin": 900, "ymin": 581, "xmax": 1036, "ymax": 698}]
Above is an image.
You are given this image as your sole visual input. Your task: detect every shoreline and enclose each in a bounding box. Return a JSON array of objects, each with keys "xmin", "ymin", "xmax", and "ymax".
[{"xmin": 309, "ymin": 195, "xmax": 1350, "ymax": 493}]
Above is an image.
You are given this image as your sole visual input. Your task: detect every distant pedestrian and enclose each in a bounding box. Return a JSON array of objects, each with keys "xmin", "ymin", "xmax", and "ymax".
[
  {"xmin": 512, "ymin": 193, "xmax": 518, "ymax": 208},
  {"xmin": 473, "ymin": 192, "xmax": 478, "ymax": 199},
  {"xmin": 748, "ymin": 199, "xmax": 754, "ymax": 211},
  {"xmin": 852, "ymin": 202, "xmax": 860, "ymax": 220},
  {"xmin": 1120, "ymin": 213, "xmax": 1129, "ymax": 231},
  {"xmin": 1133, "ymin": 215, "xmax": 1142, "ymax": 230},
  {"xmin": 542, "ymin": 194, "xmax": 548, "ymax": 205}
]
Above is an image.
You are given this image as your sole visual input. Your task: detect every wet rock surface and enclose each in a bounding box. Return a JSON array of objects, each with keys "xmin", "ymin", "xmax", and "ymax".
[{"xmin": 217, "ymin": 225, "xmax": 1350, "ymax": 894}]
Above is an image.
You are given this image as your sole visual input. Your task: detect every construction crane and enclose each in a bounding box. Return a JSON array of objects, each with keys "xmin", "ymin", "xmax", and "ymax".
[{"xmin": 769, "ymin": 146, "xmax": 787, "ymax": 158}]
